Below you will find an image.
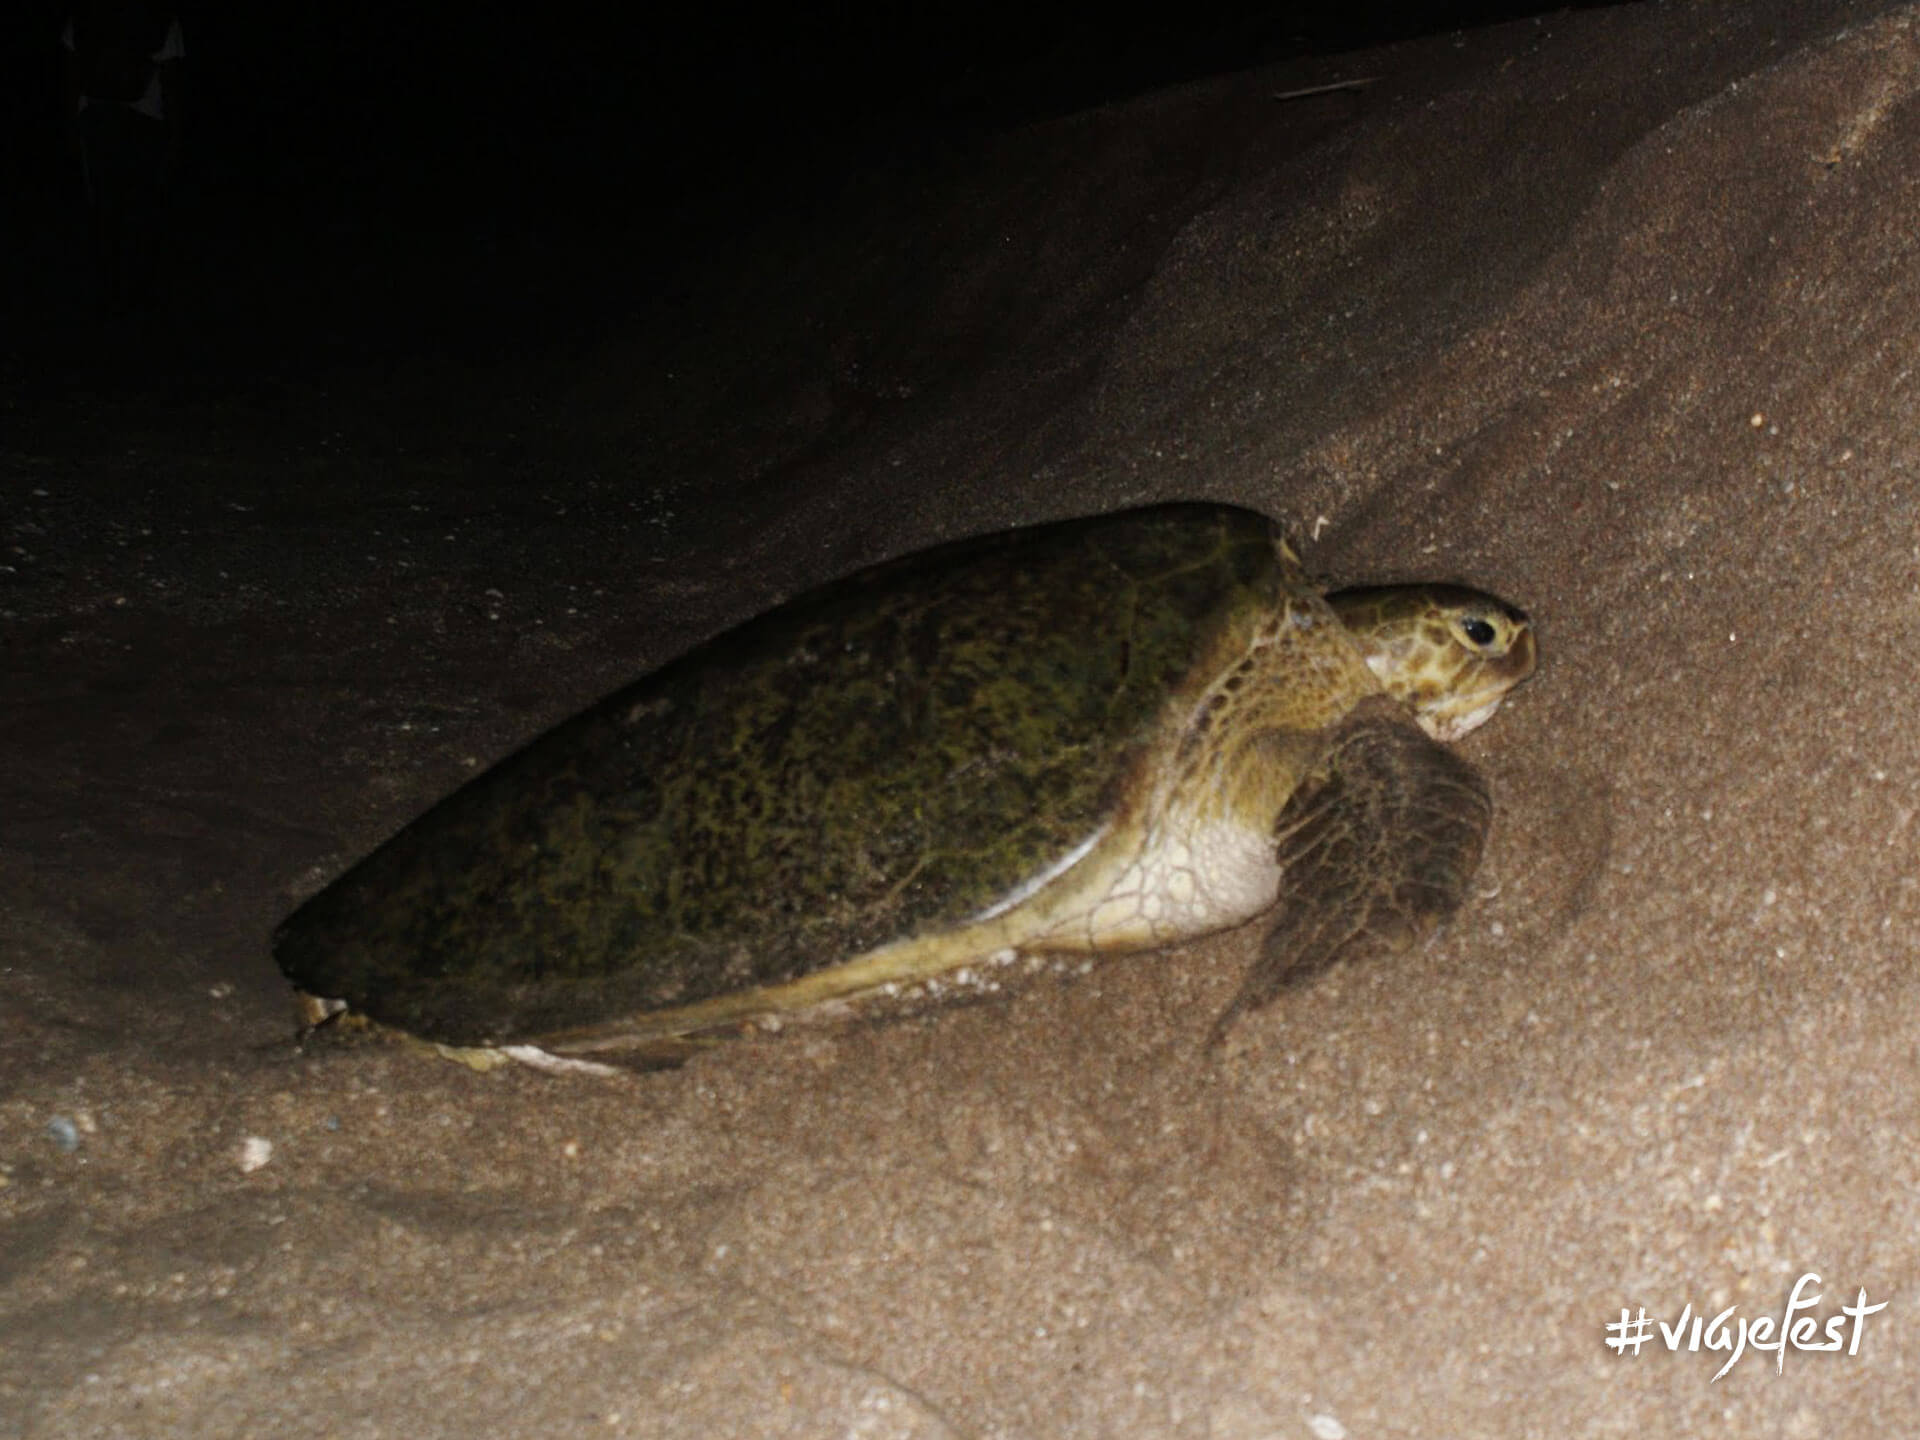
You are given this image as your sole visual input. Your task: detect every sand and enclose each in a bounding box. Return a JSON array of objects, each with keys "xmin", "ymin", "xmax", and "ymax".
[{"xmin": 5, "ymin": 2, "xmax": 1919, "ymax": 1434}]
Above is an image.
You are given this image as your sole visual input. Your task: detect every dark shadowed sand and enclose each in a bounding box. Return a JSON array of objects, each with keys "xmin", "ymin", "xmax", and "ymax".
[{"xmin": 6, "ymin": 3, "xmax": 1920, "ymax": 1435}]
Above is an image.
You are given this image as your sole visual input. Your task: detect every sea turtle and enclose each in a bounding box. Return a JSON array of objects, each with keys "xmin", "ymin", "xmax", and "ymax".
[{"xmin": 275, "ymin": 503, "xmax": 1534, "ymax": 1069}]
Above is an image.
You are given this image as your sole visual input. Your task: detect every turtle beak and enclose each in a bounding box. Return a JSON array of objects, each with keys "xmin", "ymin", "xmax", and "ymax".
[
  {"xmin": 1505, "ymin": 621, "xmax": 1538, "ymax": 685},
  {"xmin": 1422, "ymin": 619, "xmax": 1537, "ymax": 742}
]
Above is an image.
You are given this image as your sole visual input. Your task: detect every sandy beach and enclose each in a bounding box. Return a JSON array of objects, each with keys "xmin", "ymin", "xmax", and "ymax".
[{"xmin": 4, "ymin": 2, "xmax": 1919, "ymax": 1434}]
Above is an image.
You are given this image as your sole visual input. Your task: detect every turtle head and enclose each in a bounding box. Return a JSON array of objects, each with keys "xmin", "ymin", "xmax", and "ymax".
[{"xmin": 1326, "ymin": 584, "xmax": 1536, "ymax": 742}]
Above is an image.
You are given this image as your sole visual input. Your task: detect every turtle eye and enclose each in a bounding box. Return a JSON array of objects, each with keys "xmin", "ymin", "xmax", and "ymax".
[{"xmin": 1459, "ymin": 616, "xmax": 1499, "ymax": 648}]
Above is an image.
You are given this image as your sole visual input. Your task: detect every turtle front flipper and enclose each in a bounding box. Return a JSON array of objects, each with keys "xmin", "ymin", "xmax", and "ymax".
[{"xmin": 1210, "ymin": 695, "xmax": 1492, "ymax": 1045}]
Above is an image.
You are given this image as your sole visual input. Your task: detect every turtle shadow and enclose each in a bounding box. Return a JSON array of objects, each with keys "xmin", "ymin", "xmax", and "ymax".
[{"xmin": 1481, "ymin": 757, "xmax": 1616, "ymax": 956}]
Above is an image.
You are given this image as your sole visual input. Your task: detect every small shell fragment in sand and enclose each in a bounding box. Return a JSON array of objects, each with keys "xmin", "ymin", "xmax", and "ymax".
[{"xmin": 237, "ymin": 1136, "xmax": 274, "ymax": 1173}]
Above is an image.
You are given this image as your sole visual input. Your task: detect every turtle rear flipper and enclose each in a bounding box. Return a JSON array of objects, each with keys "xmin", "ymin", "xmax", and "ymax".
[{"xmin": 1211, "ymin": 697, "xmax": 1492, "ymax": 1044}]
